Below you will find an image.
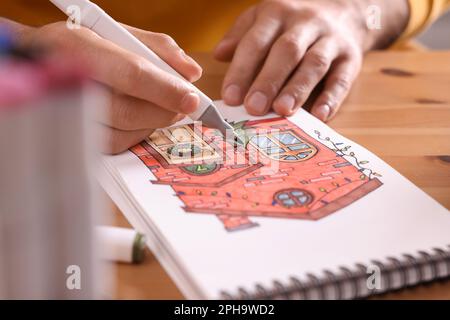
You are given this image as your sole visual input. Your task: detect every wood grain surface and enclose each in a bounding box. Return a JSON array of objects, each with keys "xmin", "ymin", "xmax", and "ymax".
[{"xmin": 108, "ymin": 51, "xmax": 450, "ymax": 300}]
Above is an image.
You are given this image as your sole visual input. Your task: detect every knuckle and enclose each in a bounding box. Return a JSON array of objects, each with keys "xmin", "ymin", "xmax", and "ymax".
[
  {"xmin": 173, "ymin": 80, "xmax": 191, "ymax": 99},
  {"xmin": 278, "ymin": 35, "xmax": 303, "ymax": 59},
  {"xmin": 281, "ymin": 82, "xmax": 310, "ymax": 106},
  {"xmin": 139, "ymin": 30, "xmax": 157, "ymax": 43},
  {"xmin": 38, "ymin": 22, "xmax": 83, "ymax": 45},
  {"xmin": 307, "ymin": 51, "xmax": 330, "ymax": 70},
  {"xmin": 291, "ymin": 82, "xmax": 311, "ymax": 99},
  {"xmin": 157, "ymin": 33, "xmax": 177, "ymax": 47},
  {"xmin": 245, "ymin": 36, "xmax": 268, "ymax": 52},
  {"xmin": 339, "ymin": 41, "xmax": 363, "ymax": 60},
  {"xmin": 332, "ymin": 76, "xmax": 352, "ymax": 92},
  {"xmin": 39, "ymin": 22, "xmax": 65, "ymax": 36},
  {"xmin": 41, "ymin": 21, "xmax": 68, "ymax": 34},
  {"xmin": 118, "ymin": 58, "xmax": 146, "ymax": 91},
  {"xmin": 295, "ymin": 6, "xmax": 321, "ymax": 22}
]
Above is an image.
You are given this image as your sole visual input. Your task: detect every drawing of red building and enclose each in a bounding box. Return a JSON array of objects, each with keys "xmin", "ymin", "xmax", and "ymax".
[{"xmin": 130, "ymin": 117, "xmax": 382, "ymax": 232}]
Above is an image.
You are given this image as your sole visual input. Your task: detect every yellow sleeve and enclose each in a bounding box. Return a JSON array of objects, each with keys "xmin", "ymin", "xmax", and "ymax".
[{"xmin": 400, "ymin": 0, "xmax": 450, "ymax": 40}]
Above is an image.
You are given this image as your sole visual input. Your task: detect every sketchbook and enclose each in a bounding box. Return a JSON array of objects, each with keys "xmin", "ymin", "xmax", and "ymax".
[{"xmin": 99, "ymin": 101, "xmax": 450, "ymax": 299}]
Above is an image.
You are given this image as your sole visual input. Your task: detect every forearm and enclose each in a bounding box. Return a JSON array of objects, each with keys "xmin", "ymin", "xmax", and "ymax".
[{"xmin": 348, "ymin": 0, "xmax": 410, "ymax": 51}]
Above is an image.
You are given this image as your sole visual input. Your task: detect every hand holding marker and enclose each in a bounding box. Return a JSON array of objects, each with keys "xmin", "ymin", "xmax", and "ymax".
[{"xmin": 50, "ymin": 0, "xmax": 243, "ymax": 144}]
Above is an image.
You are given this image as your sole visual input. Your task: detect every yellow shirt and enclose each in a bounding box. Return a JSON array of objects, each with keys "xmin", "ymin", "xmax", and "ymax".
[
  {"xmin": 0, "ymin": 0, "xmax": 449, "ymax": 51},
  {"xmin": 0, "ymin": 0, "xmax": 259, "ymax": 51}
]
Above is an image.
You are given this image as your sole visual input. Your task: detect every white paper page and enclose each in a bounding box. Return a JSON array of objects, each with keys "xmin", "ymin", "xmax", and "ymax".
[{"xmin": 102, "ymin": 101, "xmax": 450, "ymax": 299}]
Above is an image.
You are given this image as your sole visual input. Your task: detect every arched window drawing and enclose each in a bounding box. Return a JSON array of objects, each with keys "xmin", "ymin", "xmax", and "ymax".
[
  {"xmin": 274, "ymin": 189, "xmax": 313, "ymax": 208},
  {"xmin": 249, "ymin": 130, "xmax": 317, "ymax": 162},
  {"xmin": 147, "ymin": 126, "xmax": 221, "ymax": 165}
]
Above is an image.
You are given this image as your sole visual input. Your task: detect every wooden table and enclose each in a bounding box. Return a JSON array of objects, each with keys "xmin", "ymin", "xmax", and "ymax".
[{"xmin": 109, "ymin": 51, "xmax": 450, "ymax": 300}]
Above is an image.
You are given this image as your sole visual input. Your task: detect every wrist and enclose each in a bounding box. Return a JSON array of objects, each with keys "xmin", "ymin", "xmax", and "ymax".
[
  {"xmin": 317, "ymin": 0, "xmax": 371, "ymax": 53},
  {"xmin": 331, "ymin": 0, "xmax": 376, "ymax": 52},
  {"xmin": 342, "ymin": 0, "xmax": 410, "ymax": 51}
]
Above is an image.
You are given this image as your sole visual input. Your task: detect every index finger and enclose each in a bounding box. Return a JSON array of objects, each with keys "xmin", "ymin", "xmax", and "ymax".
[{"xmin": 65, "ymin": 27, "xmax": 200, "ymax": 114}]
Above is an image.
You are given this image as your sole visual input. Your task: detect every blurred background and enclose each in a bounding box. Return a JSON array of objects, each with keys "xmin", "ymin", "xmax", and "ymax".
[
  {"xmin": 418, "ymin": 9, "xmax": 450, "ymax": 49},
  {"xmin": 0, "ymin": 0, "xmax": 449, "ymax": 51}
]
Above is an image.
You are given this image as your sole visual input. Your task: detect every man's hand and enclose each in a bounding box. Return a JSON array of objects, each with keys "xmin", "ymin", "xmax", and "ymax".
[
  {"xmin": 19, "ymin": 21, "xmax": 203, "ymax": 154},
  {"xmin": 214, "ymin": 0, "xmax": 409, "ymax": 121}
]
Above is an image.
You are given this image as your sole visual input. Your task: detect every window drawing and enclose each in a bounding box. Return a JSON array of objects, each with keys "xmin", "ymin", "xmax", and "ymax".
[
  {"xmin": 131, "ymin": 117, "xmax": 383, "ymax": 232},
  {"xmin": 275, "ymin": 189, "xmax": 313, "ymax": 208},
  {"xmin": 249, "ymin": 130, "xmax": 317, "ymax": 162},
  {"xmin": 146, "ymin": 126, "xmax": 221, "ymax": 165}
]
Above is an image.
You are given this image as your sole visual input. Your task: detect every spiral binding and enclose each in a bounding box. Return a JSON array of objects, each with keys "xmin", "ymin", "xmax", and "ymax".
[{"xmin": 219, "ymin": 245, "xmax": 450, "ymax": 300}]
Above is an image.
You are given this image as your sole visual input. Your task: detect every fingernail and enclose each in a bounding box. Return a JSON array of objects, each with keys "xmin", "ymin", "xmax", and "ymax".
[
  {"xmin": 275, "ymin": 94, "xmax": 296, "ymax": 114},
  {"xmin": 223, "ymin": 84, "xmax": 241, "ymax": 105},
  {"xmin": 313, "ymin": 104, "xmax": 331, "ymax": 122},
  {"xmin": 247, "ymin": 91, "xmax": 268, "ymax": 114},
  {"xmin": 180, "ymin": 92, "xmax": 200, "ymax": 114}
]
